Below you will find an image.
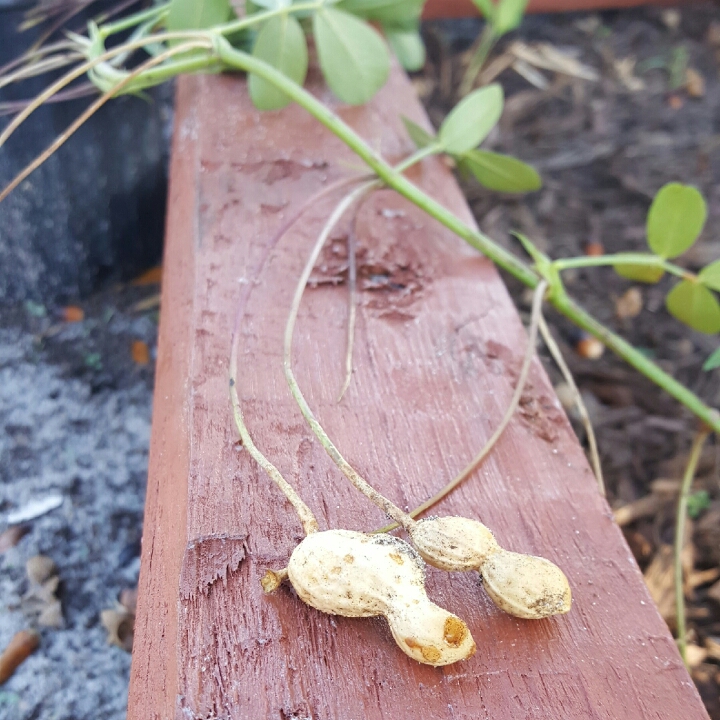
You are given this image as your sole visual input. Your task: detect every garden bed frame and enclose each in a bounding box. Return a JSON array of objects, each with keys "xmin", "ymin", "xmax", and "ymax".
[{"xmin": 126, "ymin": 68, "xmax": 709, "ymax": 719}]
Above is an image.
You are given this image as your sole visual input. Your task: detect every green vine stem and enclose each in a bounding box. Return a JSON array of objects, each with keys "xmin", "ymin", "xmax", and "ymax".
[
  {"xmin": 215, "ymin": 38, "xmax": 720, "ymax": 435},
  {"xmin": 674, "ymin": 427, "xmax": 710, "ymax": 666},
  {"xmin": 3, "ymin": 28, "xmax": 719, "ymax": 436},
  {"xmin": 458, "ymin": 23, "xmax": 497, "ymax": 97},
  {"xmin": 553, "ymin": 253, "xmax": 694, "ymax": 280}
]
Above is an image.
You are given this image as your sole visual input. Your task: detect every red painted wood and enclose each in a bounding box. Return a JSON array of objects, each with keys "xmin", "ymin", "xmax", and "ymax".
[{"xmin": 127, "ymin": 69, "xmax": 709, "ymax": 720}]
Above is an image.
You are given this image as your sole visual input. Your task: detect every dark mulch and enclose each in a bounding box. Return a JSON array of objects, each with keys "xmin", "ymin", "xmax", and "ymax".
[{"xmin": 420, "ymin": 5, "xmax": 720, "ymax": 716}]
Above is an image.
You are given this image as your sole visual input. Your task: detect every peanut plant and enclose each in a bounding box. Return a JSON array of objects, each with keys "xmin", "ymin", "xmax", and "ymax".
[{"xmin": 1, "ymin": 0, "xmax": 717, "ymax": 666}]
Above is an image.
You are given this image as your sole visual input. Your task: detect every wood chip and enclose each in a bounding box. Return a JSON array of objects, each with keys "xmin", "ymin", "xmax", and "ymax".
[
  {"xmin": 131, "ymin": 340, "xmax": 150, "ymax": 366},
  {"xmin": 685, "ymin": 68, "xmax": 705, "ymax": 98},
  {"xmin": 61, "ymin": 305, "xmax": 84, "ymax": 323},
  {"xmin": 615, "ymin": 287, "xmax": 643, "ymax": 319},
  {"xmin": 0, "ymin": 629, "xmax": 39, "ymax": 684},
  {"xmin": 132, "ymin": 266, "xmax": 162, "ymax": 286},
  {"xmin": 0, "ymin": 525, "xmax": 29, "ymax": 554}
]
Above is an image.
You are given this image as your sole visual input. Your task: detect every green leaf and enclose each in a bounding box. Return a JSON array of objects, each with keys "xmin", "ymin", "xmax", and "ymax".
[
  {"xmin": 338, "ymin": 0, "xmax": 423, "ymax": 27},
  {"xmin": 313, "ymin": 7, "xmax": 390, "ymax": 105},
  {"xmin": 251, "ymin": 0, "xmax": 291, "ymax": 8},
  {"xmin": 385, "ymin": 27, "xmax": 425, "ymax": 71},
  {"xmin": 402, "ymin": 117, "xmax": 435, "ymax": 149},
  {"xmin": 666, "ymin": 280, "xmax": 720, "ymax": 334},
  {"xmin": 438, "ymin": 83, "xmax": 503, "ymax": 155},
  {"xmin": 687, "ymin": 490, "xmax": 711, "ymax": 518},
  {"xmin": 647, "ymin": 182, "xmax": 707, "ymax": 259},
  {"xmin": 494, "ymin": 0, "xmax": 529, "ymax": 34},
  {"xmin": 166, "ymin": 0, "xmax": 233, "ymax": 31},
  {"xmin": 249, "ymin": 15, "xmax": 308, "ymax": 110},
  {"xmin": 614, "ymin": 263, "xmax": 665, "ymax": 284},
  {"xmin": 471, "ymin": 0, "xmax": 496, "ymax": 21},
  {"xmin": 699, "ymin": 259, "xmax": 720, "ymax": 292},
  {"xmin": 457, "ymin": 149, "xmax": 541, "ymax": 193},
  {"xmin": 703, "ymin": 346, "xmax": 720, "ymax": 371}
]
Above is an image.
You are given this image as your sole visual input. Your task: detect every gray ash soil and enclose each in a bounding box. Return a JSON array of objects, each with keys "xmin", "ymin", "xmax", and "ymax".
[{"xmin": 0, "ymin": 284, "xmax": 157, "ymax": 720}]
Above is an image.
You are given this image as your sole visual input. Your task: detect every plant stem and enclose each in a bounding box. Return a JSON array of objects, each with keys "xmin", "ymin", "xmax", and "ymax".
[
  {"xmin": 215, "ymin": 39, "xmax": 720, "ymax": 436},
  {"xmin": 538, "ymin": 312, "xmax": 604, "ymax": 494},
  {"xmin": 394, "ymin": 144, "xmax": 441, "ymax": 173},
  {"xmin": 98, "ymin": 2, "xmax": 169, "ymax": 37},
  {"xmin": 674, "ymin": 428, "xmax": 710, "ymax": 666},
  {"xmin": 227, "ymin": 175, "xmax": 371, "ymax": 537},
  {"xmin": 0, "ymin": 40, "xmax": 213, "ymax": 204},
  {"xmin": 554, "ymin": 253, "xmax": 693, "ymax": 280},
  {"xmin": 375, "ymin": 281, "xmax": 548, "ymax": 534},
  {"xmin": 283, "ymin": 180, "xmax": 417, "ymax": 530},
  {"xmin": 458, "ymin": 23, "xmax": 497, "ymax": 97}
]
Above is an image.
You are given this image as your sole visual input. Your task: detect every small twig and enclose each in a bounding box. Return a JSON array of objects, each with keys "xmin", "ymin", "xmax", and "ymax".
[
  {"xmin": 538, "ymin": 312, "xmax": 605, "ymax": 495},
  {"xmin": 0, "ymin": 53, "xmax": 84, "ymax": 91},
  {"xmin": 0, "ymin": 84, "xmax": 97, "ymax": 117},
  {"xmin": 674, "ymin": 427, "xmax": 711, "ymax": 666},
  {"xmin": 337, "ymin": 206, "xmax": 360, "ymax": 402},
  {"xmin": 283, "ymin": 180, "xmax": 417, "ymax": 531},
  {"xmin": 0, "ymin": 39, "xmax": 212, "ymax": 204},
  {"xmin": 227, "ymin": 175, "xmax": 373, "ymax": 537},
  {"xmin": 229, "ymin": 354, "xmax": 319, "ymax": 537},
  {"xmin": 376, "ymin": 280, "xmax": 548, "ymax": 534}
]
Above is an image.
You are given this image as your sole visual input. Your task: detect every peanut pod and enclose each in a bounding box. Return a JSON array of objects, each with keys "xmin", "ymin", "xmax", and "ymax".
[
  {"xmin": 409, "ymin": 516, "xmax": 571, "ymax": 620},
  {"xmin": 287, "ymin": 529, "xmax": 476, "ymax": 666}
]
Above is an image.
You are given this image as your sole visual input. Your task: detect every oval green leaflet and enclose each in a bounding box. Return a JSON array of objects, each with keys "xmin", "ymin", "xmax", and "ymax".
[
  {"xmin": 249, "ymin": 15, "xmax": 308, "ymax": 110},
  {"xmin": 457, "ymin": 149, "xmax": 540, "ymax": 193},
  {"xmin": 438, "ymin": 83, "xmax": 503, "ymax": 155},
  {"xmin": 698, "ymin": 259, "xmax": 720, "ymax": 293},
  {"xmin": 665, "ymin": 280, "xmax": 720, "ymax": 334},
  {"xmin": 313, "ymin": 7, "xmax": 390, "ymax": 106},
  {"xmin": 647, "ymin": 182, "xmax": 707, "ymax": 259},
  {"xmin": 167, "ymin": 0, "xmax": 234, "ymax": 31},
  {"xmin": 385, "ymin": 28, "xmax": 425, "ymax": 71}
]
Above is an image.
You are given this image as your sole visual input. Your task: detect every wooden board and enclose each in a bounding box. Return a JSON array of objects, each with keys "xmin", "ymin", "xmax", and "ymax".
[{"xmin": 127, "ymin": 69, "xmax": 709, "ymax": 720}]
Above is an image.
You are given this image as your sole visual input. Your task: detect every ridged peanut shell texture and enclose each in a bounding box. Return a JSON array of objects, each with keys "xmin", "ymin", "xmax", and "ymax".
[
  {"xmin": 482, "ymin": 549, "xmax": 572, "ymax": 620},
  {"xmin": 287, "ymin": 529, "xmax": 476, "ymax": 666},
  {"xmin": 410, "ymin": 516, "xmax": 499, "ymax": 572}
]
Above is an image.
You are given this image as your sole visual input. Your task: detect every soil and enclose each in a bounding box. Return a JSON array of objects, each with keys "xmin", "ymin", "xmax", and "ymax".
[
  {"xmin": 1, "ymin": 4, "xmax": 720, "ymax": 719},
  {"xmin": 0, "ymin": 282, "xmax": 158, "ymax": 720},
  {"xmin": 419, "ymin": 5, "xmax": 720, "ymax": 717}
]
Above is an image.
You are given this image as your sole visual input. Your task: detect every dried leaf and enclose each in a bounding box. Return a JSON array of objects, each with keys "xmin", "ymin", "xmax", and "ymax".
[
  {"xmin": 686, "ymin": 644, "xmax": 708, "ymax": 668},
  {"xmin": 614, "ymin": 494, "xmax": 662, "ymax": 527},
  {"xmin": 0, "ymin": 629, "xmax": 39, "ymax": 684},
  {"xmin": 131, "ymin": 340, "xmax": 150, "ymax": 366}
]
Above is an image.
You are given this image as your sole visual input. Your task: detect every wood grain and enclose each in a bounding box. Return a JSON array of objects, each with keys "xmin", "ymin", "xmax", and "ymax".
[{"xmin": 127, "ymin": 69, "xmax": 709, "ymax": 720}]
